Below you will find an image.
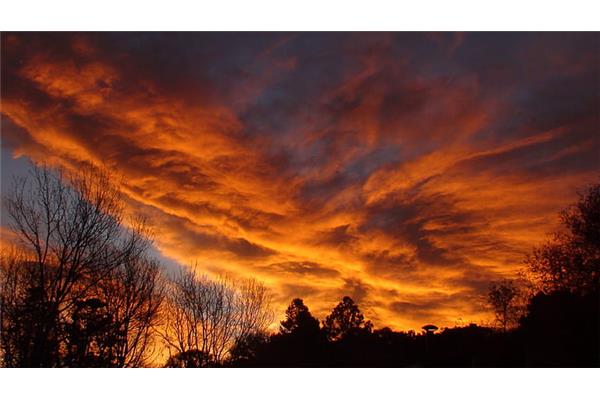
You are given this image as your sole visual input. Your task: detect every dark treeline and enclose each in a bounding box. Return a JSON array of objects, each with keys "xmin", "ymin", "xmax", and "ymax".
[
  {"xmin": 0, "ymin": 164, "xmax": 598, "ymax": 367},
  {"xmin": 225, "ymin": 291, "xmax": 598, "ymax": 367}
]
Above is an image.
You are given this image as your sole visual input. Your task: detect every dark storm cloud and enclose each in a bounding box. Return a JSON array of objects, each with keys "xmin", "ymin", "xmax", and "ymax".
[
  {"xmin": 311, "ymin": 224, "xmax": 358, "ymax": 248},
  {"xmin": 340, "ymin": 278, "xmax": 372, "ymax": 304},
  {"xmin": 261, "ymin": 261, "xmax": 341, "ymax": 279},
  {"xmin": 361, "ymin": 190, "xmax": 479, "ymax": 267},
  {"xmin": 130, "ymin": 205, "xmax": 277, "ymax": 260}
]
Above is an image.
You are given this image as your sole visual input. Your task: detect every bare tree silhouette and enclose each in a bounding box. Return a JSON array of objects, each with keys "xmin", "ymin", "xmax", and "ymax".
[
  {"xmin": 0, "ymin": 163, "xmax": 163, "ymax": 367},
  {"xmin": 159, "ymin": 267, "xmax": 273, "ymax": 366}
]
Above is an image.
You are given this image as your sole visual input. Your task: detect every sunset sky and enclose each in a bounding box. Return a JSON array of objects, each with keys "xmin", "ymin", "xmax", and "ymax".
[{"xmin": 1, "ymin": 32, "xmax": 598, "ymax": 331}]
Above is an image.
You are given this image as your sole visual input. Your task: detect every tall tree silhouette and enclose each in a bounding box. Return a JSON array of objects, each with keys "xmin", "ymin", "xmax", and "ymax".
[
  {"xmin": 64, "ymin": 298, "xmax": 115, "ymax": 367},
  {"xmin": 322, "ymin": 296, "xmax": 372, "ymax": 341},
  {"xmin": 279, "ymin": 298, "xmax": 320, "ymax": 336},
  {"xmin": 269, "ymin": 298, "xmax": 327, "ymax": 366}
]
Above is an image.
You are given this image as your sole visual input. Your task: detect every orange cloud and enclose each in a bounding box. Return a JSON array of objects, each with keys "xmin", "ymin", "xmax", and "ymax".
[{"xmin": 2, "ymin": 32, "xmax": 598, "ymax": 331}]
